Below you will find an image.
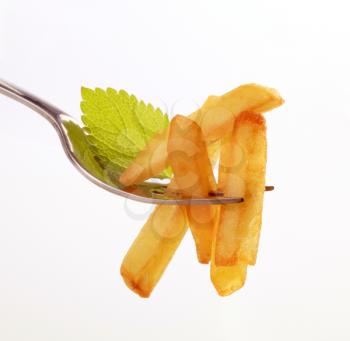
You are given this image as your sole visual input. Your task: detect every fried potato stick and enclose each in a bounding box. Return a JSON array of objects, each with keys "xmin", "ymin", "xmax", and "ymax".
[
  {"xmin": 215, "ymin": 112, "xmax": 267, "ymax": 266},
  {"xmin": 210, "ymin": 210, "xmax": 247, "ymax": 296},
  {"xmin": 119, "ymin": 84, "xmax": 282, "ymax": 186},
  {"xmin": 167, "ymin": 115, "xmax": 218, "ymax": 263},
  {"xmin": 120, "ymin": 197, "xmax": 187, "ymax": 298}
]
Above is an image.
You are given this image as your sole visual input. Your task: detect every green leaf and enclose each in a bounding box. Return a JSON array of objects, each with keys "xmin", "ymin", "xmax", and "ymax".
[
  {"xmin": 80, "ymin": 87, "xmax": 171, "ymax": 179},
  {"xmin": 63, "ymin": 120, "xmax": 105, "ymax": 179},
  {"xmin": 63, "ymin": 120, "xmax": 121, "ymax": 185}
]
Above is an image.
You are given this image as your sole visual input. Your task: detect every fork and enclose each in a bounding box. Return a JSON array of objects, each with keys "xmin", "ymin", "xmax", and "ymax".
[{"xmin": 0, "ymin": 79, "xmax": 273, "ymax": 205}]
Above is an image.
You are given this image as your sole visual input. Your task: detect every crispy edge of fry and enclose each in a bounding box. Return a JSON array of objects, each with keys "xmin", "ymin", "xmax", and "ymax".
[
  {"xmin": 214, "ymin": 112, "xmax": 267, "ymax": 266},
  {"xmin": 119, "ymin": 84, "xmax": 282, "ymax": 186},
  {"xmin": 120, "ymin": 201, "xmax": 187, "ymax": 298},
  {"xmin": 167, "ymin": 115, "xmax": 218, "ymax": 264}
]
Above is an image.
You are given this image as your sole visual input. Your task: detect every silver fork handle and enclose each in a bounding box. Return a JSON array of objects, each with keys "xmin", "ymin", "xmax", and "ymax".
[
  {"xmin": 0, "ymin": 78, "xmax": 75, "ymax": 164},
  {"xmin": 0, "ymin": 79, "xmax": 69, "ymax": 128}
]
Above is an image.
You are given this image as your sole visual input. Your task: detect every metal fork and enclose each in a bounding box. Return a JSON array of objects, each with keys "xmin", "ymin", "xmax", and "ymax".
[{"xmin": 0, "ymin": 79, "xmax": 273, "ymax": 205}]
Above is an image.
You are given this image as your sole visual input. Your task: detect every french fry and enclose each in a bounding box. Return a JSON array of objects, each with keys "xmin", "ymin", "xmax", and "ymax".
[
  {"xmin": 167, "ymin": 115, "xmax": 218, "ymax": 263},
  {"xmin": 119, "ymin": 128, "xmax": 169, "ymax": 188},
  {"xmin": 210, "ymin": 130, "xmax": 248, "ymax": 296},
  {"xmin": 189, "ymin": 84, "xmax": 280, "ymax": 141},
  {"xmin": 120, "ymin": 198, "xmax": 187, "ymax": 298},
  {"xmin": 119, "ymin": 84, "xmax": 283, "ymax": 186},
  {"xmin": 210, "ymin": 215, "xmax": 248, "ymax": 296},
  {"xmin": 210, "ymin": 263, "xmax": 247, "ymax": 296},
  {"xmin": 214, "ymin": 112, "xmax": 267, "ymax": 266}
]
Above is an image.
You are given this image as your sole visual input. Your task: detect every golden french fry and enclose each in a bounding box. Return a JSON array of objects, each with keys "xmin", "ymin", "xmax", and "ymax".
[
  {"xmin": 167, "ymin": 115, "xmax": 217, "ymax": 263},
  {"xmin": 210, "ymin": 263, "xmax": 247, "ymax": 296},
  {"xmin": 120, "ymin": 202, "xmax": 187, "ymax": 298},
  {"xmin": 119, "ymin": 128, "xmax": 169, "ymax": 187},
  {"xmin": 210, "ymin": 133, "xmax": 248, "ymax": 296},
  {"xmin": 119, "ymin": 84, "xmax": 283, "ymax": 186},
  {"xmin": 215, "ymin": 112, "xmax": 267, "ymax": 266},
  {"xmin": 210, "ymin": 215, "xmax": 247, "ymax": 296},
  {"xmin": 190, "ymin": 84, "xmax": 281, "ymax": 141}
]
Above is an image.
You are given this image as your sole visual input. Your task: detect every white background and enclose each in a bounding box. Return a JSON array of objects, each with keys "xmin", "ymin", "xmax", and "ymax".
[{"xmin": 1, "ymin": 1, "xmax": 349, "ymax": 340}]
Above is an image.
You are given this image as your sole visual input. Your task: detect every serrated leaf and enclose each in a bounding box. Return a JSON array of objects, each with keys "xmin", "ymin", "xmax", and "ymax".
[{"xmin": 80, "ymin": 87, "xmax": 171, "ymax": 179}]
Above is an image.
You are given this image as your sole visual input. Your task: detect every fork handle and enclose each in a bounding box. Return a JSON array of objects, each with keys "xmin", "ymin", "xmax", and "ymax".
[{"xmin": 0, "ymin": 78, "xmax": 69, "ymax": 128}]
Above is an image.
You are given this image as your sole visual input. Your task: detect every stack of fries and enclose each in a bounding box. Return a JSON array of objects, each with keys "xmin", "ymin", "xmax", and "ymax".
[{"xmin": 119, "ymin": 84, "xmax": 284, "ymax": 297}]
